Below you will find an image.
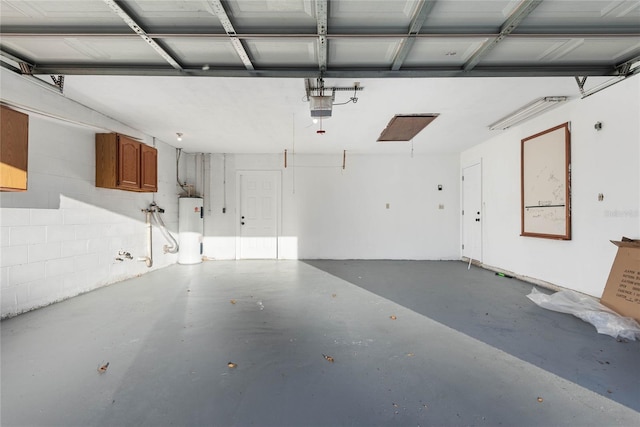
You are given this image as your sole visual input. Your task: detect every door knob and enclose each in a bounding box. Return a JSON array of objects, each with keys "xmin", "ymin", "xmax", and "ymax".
[{"xmin": 241, "ymin": 222, "xmax": 245, "ymax": 225}]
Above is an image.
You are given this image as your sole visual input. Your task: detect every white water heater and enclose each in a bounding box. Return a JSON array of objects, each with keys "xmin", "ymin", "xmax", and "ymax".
[{"xmin": 178, "ymin": 197, "xmax": 204, "ymax": 264}]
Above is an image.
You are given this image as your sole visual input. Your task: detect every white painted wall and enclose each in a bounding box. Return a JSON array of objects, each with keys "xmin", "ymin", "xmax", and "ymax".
[
  {"xmin": 5, "ymin": 65, "xmax": 636, "ymax": 316},
  {"xmin": 1, "ymin": 70, "xmax": 179, "ymax": 318},
  {"xmin": 202, "ymin": 152, "xmax": 461, "ymax": 260},
  {"xmin": 461, "ymin": 75, "xmax": 640, "ymax": 297}
]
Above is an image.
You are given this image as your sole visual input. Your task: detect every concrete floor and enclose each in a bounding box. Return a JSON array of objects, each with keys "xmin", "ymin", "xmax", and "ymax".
[{"xmin": 1, "ymin": 261, "xmax": 639, "ymax": 427}]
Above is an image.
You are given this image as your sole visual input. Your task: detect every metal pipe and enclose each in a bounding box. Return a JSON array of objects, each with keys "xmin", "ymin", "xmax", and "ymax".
[
  {"xmin": 150, "ymin": 203, "xmax": 179, "ymax": 253},
  {"xmin": 138, "ymin": 210, "xmax": 153, "ymax": 268}
]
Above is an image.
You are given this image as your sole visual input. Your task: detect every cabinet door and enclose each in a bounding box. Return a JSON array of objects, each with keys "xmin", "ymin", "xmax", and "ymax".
[
  {"xmin": 1, "ymin": 106, "xmax": 29, "ymax": 191},
  {"xmin": 140, "ymin": 144, "xmax": 158, "ymax": 192},
  {"xmin": 117, "ymin": 135, "xmax": 140, "ymax": 190}
]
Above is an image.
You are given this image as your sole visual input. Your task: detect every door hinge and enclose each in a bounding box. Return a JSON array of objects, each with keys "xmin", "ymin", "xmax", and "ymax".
[
  {"xmin": 462, "ymin": 176, "xmax": 464, "ymax": 181},
  {"xmin": 462, "ymin": 210, "xmax": 464, "ymax": 215},
  {"xmin": 462, "ymin": 244, "xmax": 465, "ymax": 249}
]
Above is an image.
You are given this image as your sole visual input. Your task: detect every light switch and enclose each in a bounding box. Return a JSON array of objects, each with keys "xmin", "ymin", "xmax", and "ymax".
[
  {"xmin": 439, "ymin": 204, "xmax": 444, "ymax": 209},
  {"xmin": 386, "ymin": 203, "xmax": 390, "ymax": 209}
]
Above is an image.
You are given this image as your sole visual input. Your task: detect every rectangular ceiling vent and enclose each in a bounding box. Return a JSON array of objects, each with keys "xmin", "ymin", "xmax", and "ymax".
[{"xmin": 377, "ymin": 114, "xmax": 439, "ymax": 142}]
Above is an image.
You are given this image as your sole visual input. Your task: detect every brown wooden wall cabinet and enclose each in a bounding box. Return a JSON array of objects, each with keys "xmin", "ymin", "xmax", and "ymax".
[
  {"xmin": 140, "ymin": 143, "xmax": 158, "ymax": 192},
  {"xmin": 95, "ymin": 133, "xmax": 157, "ymax": 192},
  {"xmin": 1, "ymin": 105, "xmax": 29, "ymax": 192}
]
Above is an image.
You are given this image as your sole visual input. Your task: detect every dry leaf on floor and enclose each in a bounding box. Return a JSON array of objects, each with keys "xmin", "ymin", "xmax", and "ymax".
[
  {"xmin": 407, "ymin": 353, "xmax": 415, "ymax": 357},
  {"xmin": 322, "ymin": 354, "xmax": 335, "ymax": 363},
  {"xmin": 228, "ymin": 362, "xmax": 238, "ymax": 368},
  {"xmin": 390, "ymin": 315, "xmax": 397, "ymax": 320},
  {"xmin": 230, "ymin": 299, "xmax": 236, "ymax": 304},
  {"xmin": 332, "ymin": 294, "xmax": 337, "ymax": 298},
  {"xmin": 537, "ymin": 397, "xmax": 543, "ymax": 403},
  {"xmin": 97, "ymin": 362, "xmax": 109, "ymax": 374}
]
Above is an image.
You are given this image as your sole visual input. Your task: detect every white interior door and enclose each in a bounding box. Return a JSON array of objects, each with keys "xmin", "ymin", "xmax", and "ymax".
[
  {"xmin": 238, "ymin": 171, "xmax": 280, "ymax": 259},
  {"xmin": 462, "ymin": 162, "xmax": 482, "ymax": 263}
]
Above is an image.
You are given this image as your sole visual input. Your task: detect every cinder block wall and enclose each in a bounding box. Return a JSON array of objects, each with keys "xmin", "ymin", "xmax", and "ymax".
[{"xmin": 1, "ymin": 71, "xmax": 179, "ymax": 318}]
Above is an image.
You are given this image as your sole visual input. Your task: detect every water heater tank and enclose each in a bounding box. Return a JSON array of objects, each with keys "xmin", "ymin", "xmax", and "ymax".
[{"xmin": 178, "ymin": 197, "xmax": 203, "ymax": 264}]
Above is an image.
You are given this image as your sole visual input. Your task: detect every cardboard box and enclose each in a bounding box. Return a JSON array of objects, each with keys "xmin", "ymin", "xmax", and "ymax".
[{"xmin": 600, "ymin": 237, "xmax": 640, "ymax": 322}]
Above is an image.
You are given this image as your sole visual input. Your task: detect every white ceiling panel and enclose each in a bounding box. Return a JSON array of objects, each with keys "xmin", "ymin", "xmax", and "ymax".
[
  {"xmin": 224, "ymin": 0, "xmax": 317, "ymax": 29},
  {"xmin": 521, "ymin": 0, "xmax": 640, "ymax": 29},
  {"xmin": 125, "ymin": 0, "xmax": 223, "ymax": 31},
  {"xmin": 329, "ymin": 38, "xmax": 400, "ymax": 66},
  {"xmin": 162, "ymin": 38, "xmax": 243, "ymax": 67},
  {"xmin": 328, "ymin": 0, "xmax": 420, "ymax": 29},
  {"xmin": 422, "ymin": 0, "xmax": 523, "ymax": 29},
  {"xmin": 247, "ymin": 39, "xmax": 317, "ymax": 67},
  {"xmin": 0, "ymin": 0, "xmax": 123, "ymax": 26},
  {"xmin": 1, "ymin": 36, "xmax": 167, "ymax": 64},
  {"xmin": 483, "ymin": 37, "xmax": 640, "ymax": 65},
  {"xmin": 403, "ymin": 37, "xmax": 489, "ymax": 66}
]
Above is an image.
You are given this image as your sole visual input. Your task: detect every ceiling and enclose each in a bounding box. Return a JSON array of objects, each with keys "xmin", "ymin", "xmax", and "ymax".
[{"xmin": 1, "ymin": 0, "xmax": 639, "ymax": 154}]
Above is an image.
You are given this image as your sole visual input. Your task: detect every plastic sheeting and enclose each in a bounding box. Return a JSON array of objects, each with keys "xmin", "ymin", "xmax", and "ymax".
[{"xmin": 527, "ymin": 287, "xmax": 640, "ymax": 341}]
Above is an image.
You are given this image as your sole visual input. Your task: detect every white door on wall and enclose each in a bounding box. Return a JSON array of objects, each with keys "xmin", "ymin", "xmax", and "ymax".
[
  {"xmin": 462, "ymin": 162, "xmax": 482, "ymax": 263},
  {"xmin": 237, "ymin": 171, "xmax": 280, "ymax": 259}
]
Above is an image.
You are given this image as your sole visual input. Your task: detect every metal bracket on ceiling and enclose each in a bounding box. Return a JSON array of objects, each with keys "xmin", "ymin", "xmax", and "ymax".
[
  {"xmin": 305, "ymin": 78, "xmax": 363, "ymax": 99},
  {"xmin": 574, "ymin": 74, "xmax": 630, "ymax": 98},
  {"xmin": 574, "ymin": 76, "xmax": 589, "ymax": 96},
  {"xmin": 616, "ymin": 55, "xmax": 640, "ymax": 76},
  {"xmin": 315, "ymin": 0, "xmax": 328, "ymax": 73},
  {"xmin": 50, "ymin": 75, "xmax": 64, "ymax": 93},
  {"xmin": 19, "ymin": 62, "xmax": 33, "ymax": 75},
  {"xmin": 0, "ymin": 55, "xmax": 68, "ymax": 94},
  {"xmin": 575, "ymin": 54, "xmax": 639, "ymax": 97}
]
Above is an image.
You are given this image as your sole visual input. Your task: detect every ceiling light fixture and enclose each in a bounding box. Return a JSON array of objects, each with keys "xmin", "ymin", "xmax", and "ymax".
[
  {"xmin": 176, "ymin": 132, "xmax": 183, "ymax": 141},
  {"xmin": 488, "ymin": 96, "xmax": 568, "ymax": 130}
]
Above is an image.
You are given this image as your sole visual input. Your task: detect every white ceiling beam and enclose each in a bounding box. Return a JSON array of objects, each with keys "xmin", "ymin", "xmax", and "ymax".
[
  {"xmin": 207, "ymin": 0, "xmax": 254, "ymax": 71},
  {"xmin": 463, "ymin": 0, "xmax": 543, "ymax": 72},
  {"xmin": 391, "ymin": 0, "xmax": 437, "ymax": 71},
  {"xmin": 102, "ymin": 0, "xmax": 182, "ymax": 70}
]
